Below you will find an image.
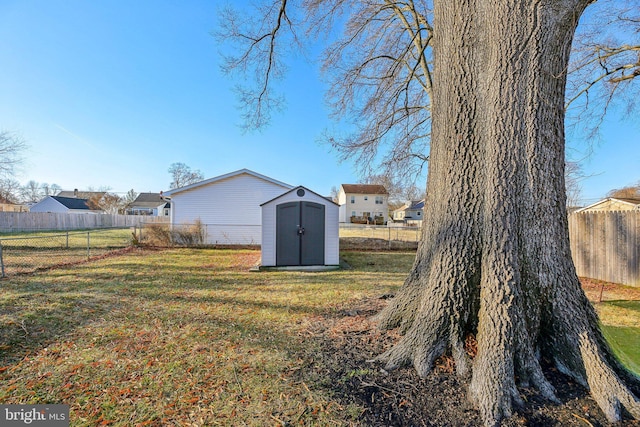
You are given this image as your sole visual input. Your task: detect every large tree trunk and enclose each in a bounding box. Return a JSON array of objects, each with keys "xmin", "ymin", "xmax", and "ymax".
[{"xmin": 375, "ymin": 0, "xmax": 640, "ymax": 425}]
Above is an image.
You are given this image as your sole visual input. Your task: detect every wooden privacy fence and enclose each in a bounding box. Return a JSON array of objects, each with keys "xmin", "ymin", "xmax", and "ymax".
[
  {"xmin": 0, "ymin": 212, "xmax": 169, "ymax": 232},
  {"xmin": 569, "ymin": 211, "xmax": 640, "ymax": 287}
]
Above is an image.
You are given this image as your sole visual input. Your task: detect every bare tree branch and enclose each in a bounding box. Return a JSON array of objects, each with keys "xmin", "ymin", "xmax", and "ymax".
[
  {"xmin": 0, "ymin": 130, "xmax": 27, "ymax": 178},
  {"xmin": 566, "ymin": 0, "xmax": 640, "ymax": 127},
  {"xmin": 217, "ymin": 0, "xmax": 637, "ymax": 189}
]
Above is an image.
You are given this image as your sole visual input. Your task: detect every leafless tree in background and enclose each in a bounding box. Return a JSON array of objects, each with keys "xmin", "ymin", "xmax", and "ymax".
[
  {"xmin": 565, "ymin": 161, "xmax": 588, "ymax": 207},
  {"xmin": 0, "ymin": 130, "xmax": 27, "ymax": 179},
  {"xmin": 0, "ymin": 178, "xmax": 22, "ymax": 204},
  {"xmin": 90, "ymin": 193, "xmax": 123, "ymax": 214},
  {"xmin": 122, "ymin": 189, "xmax": 138, "ymax": 210},
  {"xmin": 41, "ymin": 183, "xmax": 61, "ymax": 197},
  {"xmin": 606, "ymin": 181, "xmax": 640, "ymax": 199},
  {"xmin": 217, "ymin": 0, "xmax": 432, "ymax": 187},
  {"xmin": 168, "ymin": 162, "xmax": 205, "ymax": 189},
  {"xmin": 20, "ymin": 180, "xmax": 44, "ymax": 204},
  {"xmin": 566, "ymin": 0, "xmax": 640, "ymax": 136}
]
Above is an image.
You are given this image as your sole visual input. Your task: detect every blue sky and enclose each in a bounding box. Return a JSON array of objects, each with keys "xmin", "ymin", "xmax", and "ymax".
[{"xmin": 0, "ymin": 1, "xmax": 637, "ymax": 204}]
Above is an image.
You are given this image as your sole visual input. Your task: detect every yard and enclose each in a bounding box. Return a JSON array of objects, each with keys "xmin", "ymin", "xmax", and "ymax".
[{"xmin": 0, "ymin": 248, "xmax": 638, "ymax": 426}]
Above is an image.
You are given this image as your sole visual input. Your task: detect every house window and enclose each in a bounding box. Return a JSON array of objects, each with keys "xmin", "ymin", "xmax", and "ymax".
[
  {"xmin": 417, "ymin": 211, "xmax": 421, "ymax": 216},
  {"xmin": 375, "ymin": 196, "xmax": 383, "ymax": 204},
  {"xmin": 351, "ymin": 211, "xmax": 356, "ymax": 217},
  {"xmin": 364, "ymin": 196, "xmax": 368, "ymax": 201},
  {"xmin": 350, "ymin": 196, "xmax": 355, "ymax": 203}
]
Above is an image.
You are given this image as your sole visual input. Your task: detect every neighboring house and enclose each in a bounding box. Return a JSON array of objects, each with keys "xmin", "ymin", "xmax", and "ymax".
[
  {"xmin": 0, "ymin": 197, "xmax": 28, "ymax": 212},
  {"xmin": 392, "ymin": 199, "xmax": 425, "ymax": 225},
  {"xmin": 29, "ymin": 196, "xmax": 100, "ymax": 214},
  {"xmin": 575, "ymin": 197, "xmax": 640, "ymax": 213},
  {"xmin": 127, "ymin": 193, "xmax": 170, "ymax": 216},
  {"xmin": 337, "ymin": 184, "xmax": 389, "ymax": 224},
  {"xmin": 163, "ymin": 169, "xmax": 294, "ymax": 245}
]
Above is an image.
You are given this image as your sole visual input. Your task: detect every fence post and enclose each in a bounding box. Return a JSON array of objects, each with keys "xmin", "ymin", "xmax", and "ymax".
[
  {"xmin": 0, "ymin": 241, "xmax": 5, "ymax": 278},
  {"xmin": 66, "ymin": 231, "xmax": 69, "ymax": 249},
  {"xmin": 87, "ymin": 232, "xmax": 90, "ymax": 260}
]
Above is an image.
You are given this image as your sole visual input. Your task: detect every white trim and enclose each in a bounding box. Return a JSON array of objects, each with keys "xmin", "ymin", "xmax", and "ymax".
[{"xmin": 164, "ymin": 168, "xmax": 293, "ymax": 196}]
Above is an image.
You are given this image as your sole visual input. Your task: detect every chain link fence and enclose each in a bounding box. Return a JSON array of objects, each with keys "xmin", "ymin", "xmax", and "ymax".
[
  {"xmin": 136, "ymin": 221, "xmax": 261, "ymax": 247},
  {"xmin": 0, "ymin": 222, "xmax": 424, "ymax": 276},
  {"xmin": 0, "ymin": 228, "xmax": 135, "ymax": 277}
]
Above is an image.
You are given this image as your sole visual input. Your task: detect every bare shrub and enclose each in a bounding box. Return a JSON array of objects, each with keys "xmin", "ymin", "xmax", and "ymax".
[
  {"xmin": 171, "ymin": 220, "xmax": 205, "ymax": 246},
  {"xmin": 140, "ymin": 224, "xmax": 172, "ymax": 247},
  {"xmin": 140, "ymin": 220, "xmax": 205, "ymax": 247}
]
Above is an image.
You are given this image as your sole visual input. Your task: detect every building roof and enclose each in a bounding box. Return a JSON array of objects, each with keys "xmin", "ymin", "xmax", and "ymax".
[
  {"xmin": 575, "ymin": 197, "xmax": 640, "ymax": 213},
  {"xmin": 130, "ymin": 193, "xmax": 168, "ymax": 209},
  {"xmin": 163, "ymin": 169, "xmax": 293, "ymax": 196},
  {"xmin": 57, "ymin": 190, "xmax": 107, "ymax": 199},
  {"xmin": 393, "ymin": 199, "xmax": 425, "ymax": 214},
  {"xmin": 50, "ymin": 196, "xmax": 91, "ymax": 210},
  {"xmin": 615, "ymin": 197, "xmax": 640, "ymax": 205},
  {"xmin": 407, "ymin": 200, "xmax": 425, "ymax": 210},
  {"xmin": 340, "ymin": 184, "xmax": 388, "ymax": 195}
]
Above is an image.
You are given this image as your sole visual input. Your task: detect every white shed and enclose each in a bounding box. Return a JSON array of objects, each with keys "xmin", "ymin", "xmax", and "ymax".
[
  {"xmin": 260, "ymin": 186, "xmax": 339, "ymax": 267},
  {"xmin": 163, "ymin": 169, "xmax": 293, "ymax": 245}
]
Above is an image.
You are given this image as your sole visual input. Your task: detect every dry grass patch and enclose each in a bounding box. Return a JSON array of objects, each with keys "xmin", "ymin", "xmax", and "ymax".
[
  {"xmin": 0, "ymin": 248, "xmax": 637, "ymax": 426},
  {"xmin": 0, "ymin": 248, "xmax": 411, "ymax": 426}
]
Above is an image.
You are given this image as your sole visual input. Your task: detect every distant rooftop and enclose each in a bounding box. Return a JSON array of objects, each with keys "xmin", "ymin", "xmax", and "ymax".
[
  {"xmin": 51, "ymin": 196, "xmax": 91, "ymax": 210},
  {"xmin": 57, "ymin": 190, "xmax": 107, "ymax": 199},
  {"xmin": 341, "ymin": 184, "xmax": 388, "ymax": 195}
]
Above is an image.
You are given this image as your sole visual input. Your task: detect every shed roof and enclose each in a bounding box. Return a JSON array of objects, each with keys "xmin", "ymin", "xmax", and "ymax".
[
  {"xmin": 261, "ymin": 186, "xmax": 339, "ymax": 206},
  {"xmin": 340, "ymin": 184, "xmax": 388, "ymax": 195}
]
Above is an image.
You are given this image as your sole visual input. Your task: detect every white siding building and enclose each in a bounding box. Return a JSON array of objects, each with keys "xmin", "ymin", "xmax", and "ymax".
[
  {"xmin": 163, "ymin": 169, "xmax": 293, "ymax": 245},
  {"xmin": 337, "ymin": 184, "xmax": 389, "ymax": 224}
]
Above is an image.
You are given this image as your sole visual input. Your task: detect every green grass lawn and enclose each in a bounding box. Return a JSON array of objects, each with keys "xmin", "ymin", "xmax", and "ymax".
[
  {"xmin": 0, "ymin": 248, "xmax": 637, "ymax": 426},
  {"xmin": 597, "ymin": 300, "xmax": 640, "ymax": 375}
]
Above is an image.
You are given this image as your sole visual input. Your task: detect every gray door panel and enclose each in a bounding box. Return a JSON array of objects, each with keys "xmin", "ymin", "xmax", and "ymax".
[{"xmin": 275, "ymin": 201, "xmax": 325, "ymax": 266}]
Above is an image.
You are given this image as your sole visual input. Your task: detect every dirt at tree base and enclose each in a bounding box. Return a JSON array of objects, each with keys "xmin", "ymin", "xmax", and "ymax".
[{"xmin": 298, "ymin": 296, "xmax": 640, "ymax": 426}]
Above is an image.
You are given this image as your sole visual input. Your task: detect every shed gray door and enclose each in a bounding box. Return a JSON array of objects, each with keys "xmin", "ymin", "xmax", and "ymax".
[{"xmin": 276, "ymin": 201, "xmax": 325, "ymax": 266}]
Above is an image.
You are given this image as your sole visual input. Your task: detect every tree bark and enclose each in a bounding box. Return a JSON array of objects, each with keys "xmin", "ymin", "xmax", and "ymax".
[{"xmin": 375, "ymin": 0, "xmax": 640, "ymax": 425}]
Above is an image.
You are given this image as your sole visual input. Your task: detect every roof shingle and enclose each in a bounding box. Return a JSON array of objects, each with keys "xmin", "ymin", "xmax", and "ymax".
[{"xmin": 341, "ymin": 184, "xmax": 388, "ymax": 195}]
